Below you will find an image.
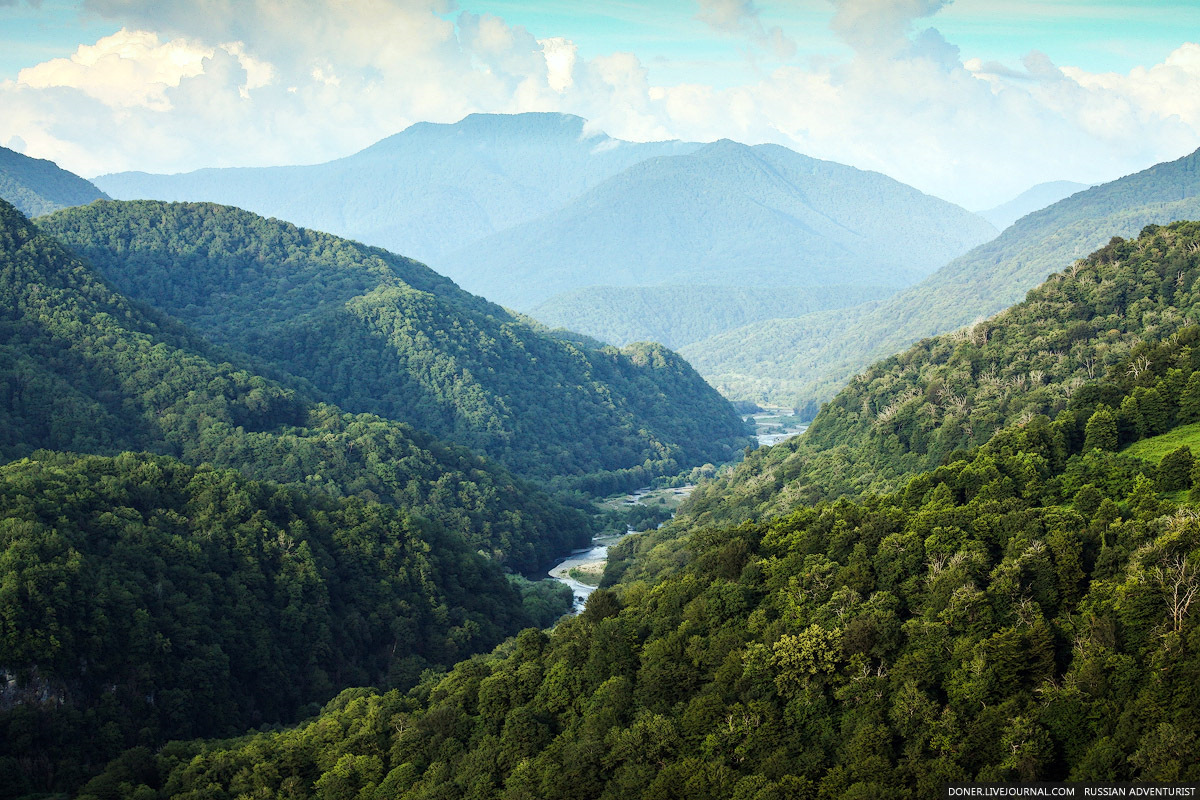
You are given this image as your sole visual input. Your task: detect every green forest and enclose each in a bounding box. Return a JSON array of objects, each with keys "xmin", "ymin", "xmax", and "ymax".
[
  {"xmin": 0, "ymin": 198, "xmax": 593, "ymax": 571},
  {"xmin": 685, "ymin": 221, "xmax": 1200, "ymax": 525},
  {"xmin": 71, "ymin": 338, "xmax": 1200, "ymax": 798},
  {"xmin": 5, "ymin": 220, "xmax": 1190, "ymax": 800},
  {"xmin": 4, "ymin": 143, "xmax": 1200, "ymax": 800},
  {"xmin": 40, "ymin": 200, "xmax": 749, "ymax": 491},
  {"xmin": 0, "ymin": 451, "xmax": 567, "ymax": 797}
]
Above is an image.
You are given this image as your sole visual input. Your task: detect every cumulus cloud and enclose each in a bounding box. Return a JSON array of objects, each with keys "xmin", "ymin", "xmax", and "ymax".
[
  {"xmin": 695, "ymin": 0, "xmax": 796, "ymax": 59},
  {"xmin": 16, "ymin": 29, "xmax": 271, "ymax": 109},
  {"xmin": 0, "ymin": 0, "xmax": 1197, "ymax": 208},
  {"xmin": 829, "ymin": 0, "xmax": 951, "ymax": 56}
]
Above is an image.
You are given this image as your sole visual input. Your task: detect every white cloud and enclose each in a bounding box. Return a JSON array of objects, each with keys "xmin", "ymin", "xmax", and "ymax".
[
  {"xmin": 17, "ymin": 29, "xmax": 210, "ymax": 110},
  {"xmin": 540, "ymin": 37, "xmax": 577, "ymax": 93},
  {"xmin": 695, "ymin": 0, "xmax": 796, "ymax": 59},
  {"xmin": 0, "ymin": 0, "xmax": 1196, "ymax": 208}
]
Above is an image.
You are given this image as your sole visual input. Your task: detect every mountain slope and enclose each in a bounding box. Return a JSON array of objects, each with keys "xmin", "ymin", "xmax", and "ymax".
[
  {"xmin": 977, "ymin": 180, "xmax": 1091, "ymax": 230},
  {"xmin": 439, "ymin": 139, "xmax": 997, "ymax": 308},
  {"xmin": 683, "ymin": 220, "xmax": 1200, "ymax": 527},
  {"xmin": 0, "ymin": 450, "xmax": 545, "ymax": 798},
  {"xmin": 78, "ymin": 350, "xmax": 1200, "ymax": 797},
  {"xmin": 40, "ymin": 200, "xmax": 750, "ymax": 489},
  {"xmin": 94, "ymin": 112, "xmax": 700, "ymax": 264},
  {"xmin": 0, "ymin": 198, "xmax": 585, "ymax": 570},
  {"xmin": 684, "ymin": 146, "xmax": 1200, "ymax": 407},
  {"xmin": 0, "ymin": 145, "xmax": 108, "ymax": 217},
  {"xmin": 529, "ymin": 284, "xmax": 894, "ymax": 350}
]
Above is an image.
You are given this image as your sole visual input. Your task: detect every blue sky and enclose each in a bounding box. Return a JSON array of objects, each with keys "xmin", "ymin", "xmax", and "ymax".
[
  {"xmin": 1, "ymin": 0, "xmax": 1198, "ymax": 207},
  {"xmin": 4, "ymin": 0, "xmax": 1195, "ymax": 82},
  {"xmin": 440, "ymin": 0, "xmax": 1200, "ymax": 86},
  {"xmin": 7, "ymin": 1, "xmax": 1196, "ymax": 84}
]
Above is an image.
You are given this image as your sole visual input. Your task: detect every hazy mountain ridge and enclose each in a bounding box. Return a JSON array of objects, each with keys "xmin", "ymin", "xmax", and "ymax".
[
  {"xmin": 444, "ymin": 138, "xmax": 997, "ymax": 308},
  {"xmin": 95, "ymin": 112, "xmax": 995, "ymax": 351},
  {"xmin": 95, "ymin": 112, "xmax": 701, "ymax": 264},
  {"xmin": 41, "ymin": 200, "xmax": 750, "ymax": 491},
  {"xmin": 0, "ymin": 144, "xmax": 108, "ymax": 217},
  {"xmin": 977, "ymin": 180, "xmax": 1092, "ymax": 230},
  {"xmin": 530, "ymin": 284, "xmax": 894, "ymax": 349},
  {"xmin": 683, "ymin": 146, "xmax": 1200, "ymax": 407}
]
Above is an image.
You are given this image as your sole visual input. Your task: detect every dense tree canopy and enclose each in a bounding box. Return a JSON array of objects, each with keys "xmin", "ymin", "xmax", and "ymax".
[
  {"xmin": 75, "ymin": 408, "xmax": 1200, "ymax": 799},
  {"xmin": 0, "ymin": 451, "xmax": 569, "ymax": 798},
  {"xmin": 0, "ymin": 199, "xmax": 588, "ymax": 570},
  {"xmin": 40, "ymin": 200, "xmax": 749, "ymax": 490}
]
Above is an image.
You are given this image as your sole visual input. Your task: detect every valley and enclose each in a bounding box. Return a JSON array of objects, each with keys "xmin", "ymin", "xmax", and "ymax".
[{"xmin": 3, "ymin": 67, "xmax": 1200, "ymax": 797}]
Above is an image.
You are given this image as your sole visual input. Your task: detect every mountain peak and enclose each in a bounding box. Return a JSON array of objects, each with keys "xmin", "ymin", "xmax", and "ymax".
[
  {"xmin": 0, "ymin": 145, "xmax": 108, "ymax": 217},
  {"xmin": 360, "ymin": 111, "xmax": 601, "ymax": 156}
]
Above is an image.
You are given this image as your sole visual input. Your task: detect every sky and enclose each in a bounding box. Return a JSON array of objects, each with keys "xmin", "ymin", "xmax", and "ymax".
[{"xmin": 1, "ymin": 0, "xmax": 1198, "ymax": 209}]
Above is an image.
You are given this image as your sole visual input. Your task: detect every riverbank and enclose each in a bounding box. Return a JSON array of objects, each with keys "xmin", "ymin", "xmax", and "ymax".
[
  {"xmin": 747, "ymin": 407, "xmax": 809, "ymax": 446},
  {"xmin": 549, "ymin": 483, "xmax": 697, "ymax": 613}
]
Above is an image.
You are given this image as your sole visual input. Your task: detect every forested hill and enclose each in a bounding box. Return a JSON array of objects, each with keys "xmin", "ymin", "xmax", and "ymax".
[
  {"xmin": 683, "ymin": 146, "xmax": 1200, "ymax": 407},
  {"xmin": 76, "ymin": 306, "xmax": 1200, "ymax": 797},
  {"xmin": 0, "ymin": 451, "xmax": 547, "ymax": 798},
  {"xmin": 94, "ymin": 112, "xmax": 700, "ymax": 264},
  {"xmin": 40, "ymin": 200, "xmax": 749, "ymax": 491},
  {"xmin": 440, "ymin": 139, "xmax": 996, "ymax": 309},
  {"xmin": 683, "ymin": 220, "xmax": 1200, "ymax": 526},
  {"xmin": 0, "ymin": 144, "xmax": 108, "ymax": 217},
  {"xmin": 0, "ymin": 198, "xmax": 586, "ymax": 570}
]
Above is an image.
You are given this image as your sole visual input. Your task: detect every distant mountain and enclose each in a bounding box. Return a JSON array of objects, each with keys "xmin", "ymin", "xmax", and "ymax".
[
  {"xmin": 94, "ymin": 112, "xmax": 700, "ymax": 264},
  {"xmin": 0, "ymin": 145, "xmax": 107, "ymax": 217},
  {"xmin": 684, "ymin": 146, "xmax": 1200, "ymax": 407},
  {"xmin": 0, "ymin": 198, "xmax": 586, "ymax": 571},
  {"xmin": 42, "ymin": 200, "xmax": 749, "ymax": 491},
  {"xmin": 441, "ymin": 139, "xmax": 997, "ymax": 308},
  {"xmin": 94, "ymin": 113, "xmax": 996, "ymax": 355},
  {"xmin": 978, "ymin": 180, "xmax": 1091, "ymax": 230},
  {"xmin": 529, "ymin": 284, "xmax": 894, "ymax": 349}
]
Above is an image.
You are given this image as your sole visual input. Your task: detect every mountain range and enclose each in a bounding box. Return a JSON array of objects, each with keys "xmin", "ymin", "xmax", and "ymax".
[
  {"xmin": 96, "ymin": 112, "xmax": 997, "ymax": 334},
  {"xmin": 683, "ymin": 145, "xmax": 1200, "ymax": 408},
  {"xmin": 40, "ymin": 200, "xmax": 748, "ymax": 491},
  {"xmin": 434, "ymin": 138, "xmax": 997, "ymax": 308},
  {"xmin": 70, "ymin": 221, "xmax": 1200, "ymax": 798},
  {"xmin": 95, "ymin": 113, "xmax": 699, "ymax": 265}
]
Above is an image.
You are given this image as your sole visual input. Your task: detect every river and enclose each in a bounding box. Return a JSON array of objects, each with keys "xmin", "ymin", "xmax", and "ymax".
[
  {"xmin": 749, "ymin": 407, "xmax": 809, "ymax": 447},
  {"xmin": 547, "ymin": 531, "xmax": 631, "ymax": 613},
  {"xmin": 548, "ymin": 484, "xmax": 695, "ymax": 613}
]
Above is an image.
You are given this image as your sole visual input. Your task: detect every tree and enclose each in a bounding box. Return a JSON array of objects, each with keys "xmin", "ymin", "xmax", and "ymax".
[
  {"xmin": 1157, "ymin": 446, "xmax": 1194, "ymax": 492},
  {"xmin": 1084, "ymin": 405, "xmax": 1118, "ymax": 452},
  {"xmin": 1179, "ymin": 372, "xmax": 1200, "ymax": 424}
]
